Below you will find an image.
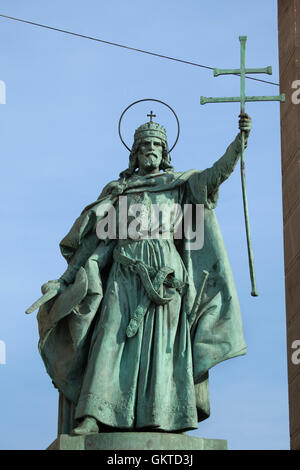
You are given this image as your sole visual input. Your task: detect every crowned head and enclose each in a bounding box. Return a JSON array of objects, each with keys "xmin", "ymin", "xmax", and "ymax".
[
  {"xmin": 120, "ymin": 121, "xmax": 174, "ymax": 178},
  {"xmin": 133, "ymin": 121, "xmax": 167, "ymax": 146}
]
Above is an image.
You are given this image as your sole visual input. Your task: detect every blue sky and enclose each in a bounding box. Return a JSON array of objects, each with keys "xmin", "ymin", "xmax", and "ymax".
[{"xmin": 0, "ymin": 0, "xmax": 289, "ymax": 450}]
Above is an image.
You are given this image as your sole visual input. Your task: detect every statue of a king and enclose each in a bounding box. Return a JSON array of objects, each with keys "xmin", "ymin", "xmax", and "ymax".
[{"xmin": 34, "ymin": 113, "xmax": 251, "ymax": 435}]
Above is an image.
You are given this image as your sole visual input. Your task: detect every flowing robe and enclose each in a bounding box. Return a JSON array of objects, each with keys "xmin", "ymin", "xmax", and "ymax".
[{"xmin": 37, "ymin": 134, "xmax": 247, "ymax": 432}]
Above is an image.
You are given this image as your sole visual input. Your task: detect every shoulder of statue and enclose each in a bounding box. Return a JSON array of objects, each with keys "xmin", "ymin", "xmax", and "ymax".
[
  {"xmin": 97, "ymin": 179, "xmax": 124, "ymax": 199},
  {"xmin": 172, "ymin": 169, "xmax": 201, "ymax": 183}
]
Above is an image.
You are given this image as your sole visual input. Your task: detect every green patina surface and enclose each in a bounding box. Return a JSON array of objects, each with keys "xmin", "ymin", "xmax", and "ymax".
[
  {"xmin": 28, "ymin": 99, "xmax": 252, "ymax": 442},
  {"xmin": 48, "ymin": 432, "xmax": 227, "ymax": 451}
]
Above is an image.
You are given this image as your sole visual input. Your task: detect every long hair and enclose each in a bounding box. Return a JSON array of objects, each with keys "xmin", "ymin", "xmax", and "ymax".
[{"xmin": 119, "ymin": 138, "xmax": 174, "ymax": 179}]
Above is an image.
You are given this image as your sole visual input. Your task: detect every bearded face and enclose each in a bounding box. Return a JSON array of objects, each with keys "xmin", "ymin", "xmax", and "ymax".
[{"xmin": 136, "ymin": 137, "xmax": 163, "ymax": 175}]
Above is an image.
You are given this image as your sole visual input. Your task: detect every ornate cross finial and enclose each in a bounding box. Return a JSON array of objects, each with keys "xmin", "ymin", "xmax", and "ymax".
[{"xmin": 147, "ymin": 110, "xmax": 156, "ymax": 122}]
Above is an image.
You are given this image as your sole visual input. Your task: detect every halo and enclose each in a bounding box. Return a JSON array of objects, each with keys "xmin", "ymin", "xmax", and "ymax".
[{"xmin": 118, "ymin": 98, "xmax": 180, "ymax": 153}]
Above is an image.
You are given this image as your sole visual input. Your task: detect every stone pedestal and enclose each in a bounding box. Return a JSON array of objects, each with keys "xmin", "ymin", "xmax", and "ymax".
[{"xmin": 47, "ymin": 432, "xmax": 227, "ymax": 450}]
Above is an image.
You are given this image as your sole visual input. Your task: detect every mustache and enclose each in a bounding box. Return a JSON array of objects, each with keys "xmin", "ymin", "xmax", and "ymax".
[{"xmin": 145, "ymin": 152, "xmax": 159, "ymax": 158}]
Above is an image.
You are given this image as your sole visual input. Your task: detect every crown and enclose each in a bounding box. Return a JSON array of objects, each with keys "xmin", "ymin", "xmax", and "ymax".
[{"xmin": 134, "ymin": 121, "xmax": 167, "ymax": 143}]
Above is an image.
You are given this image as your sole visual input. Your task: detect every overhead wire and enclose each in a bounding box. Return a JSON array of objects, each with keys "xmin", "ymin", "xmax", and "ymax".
[{"xmin": 0, "ymin": 13, "xmax": 280, "ymax": 87}]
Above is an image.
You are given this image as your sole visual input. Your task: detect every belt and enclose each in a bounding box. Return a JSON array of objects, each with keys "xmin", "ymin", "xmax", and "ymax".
[
  {"xmin": 117, "ymin": 236, "xmax": 174, "ymax": 248},
  {"xmin": 113, "ymin": 248, "xmax": 187, "ymax": 337}
]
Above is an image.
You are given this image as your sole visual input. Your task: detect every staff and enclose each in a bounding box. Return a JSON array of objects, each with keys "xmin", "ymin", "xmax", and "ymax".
[{"xmin": 200, "ymin": 35, "xmax": 285, "ymax": 296}]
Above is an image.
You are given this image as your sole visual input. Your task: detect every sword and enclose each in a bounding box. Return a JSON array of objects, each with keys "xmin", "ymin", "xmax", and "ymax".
[{"xmin": 25, "ymin": 287, "xmax": 60, "ymax": 314}]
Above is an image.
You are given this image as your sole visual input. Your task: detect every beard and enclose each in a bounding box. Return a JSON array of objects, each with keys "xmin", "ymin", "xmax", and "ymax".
[
  {"xmin": 137, "ymin": 150, "xmax": 162, "ymax": 175},
  {"xmin": 143, "ymin": 153, "xmax": 160, "ymax": 170}
]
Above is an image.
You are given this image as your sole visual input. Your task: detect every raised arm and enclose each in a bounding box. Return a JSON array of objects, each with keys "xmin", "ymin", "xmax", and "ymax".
[{"xmin": 204, "ymin": 113, "xmax": 251, "ymax": 195}]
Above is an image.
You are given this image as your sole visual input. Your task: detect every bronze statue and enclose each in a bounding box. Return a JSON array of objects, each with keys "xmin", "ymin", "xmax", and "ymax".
[{"xmin": 28, "ymin": 112, "xmax": 251, "ymax": 436}]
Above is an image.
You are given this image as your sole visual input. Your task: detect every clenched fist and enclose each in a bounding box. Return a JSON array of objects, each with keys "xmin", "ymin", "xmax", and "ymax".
[{"xmin": 239, "ymin": 113, "xmax": 251, "ymax": 137}]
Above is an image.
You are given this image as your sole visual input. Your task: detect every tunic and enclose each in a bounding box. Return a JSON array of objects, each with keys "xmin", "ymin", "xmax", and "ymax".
[{"xmin": 75, "ymin": 185, "xmax": 199, "ymax": 431}]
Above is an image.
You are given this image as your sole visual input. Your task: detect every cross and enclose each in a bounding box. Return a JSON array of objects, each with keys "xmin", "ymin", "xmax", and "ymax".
[
  {"xmin": 147, "ymin": 110, "xmax": 156, "ymax": 122},
  {"xmin": 200, "ymin": 36, "xmax": 285, "ymax": 297}
]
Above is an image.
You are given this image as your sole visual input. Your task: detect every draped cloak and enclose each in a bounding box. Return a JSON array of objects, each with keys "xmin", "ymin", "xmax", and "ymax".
[{"xmin": 37, "ymin": 136, "xmax": 247, "ymax": 432}]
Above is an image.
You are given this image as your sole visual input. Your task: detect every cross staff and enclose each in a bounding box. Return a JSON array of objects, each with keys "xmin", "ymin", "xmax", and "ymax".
[{"xmin": 200, "ymin": 36, "xmax": 285, "ymax": 297}]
